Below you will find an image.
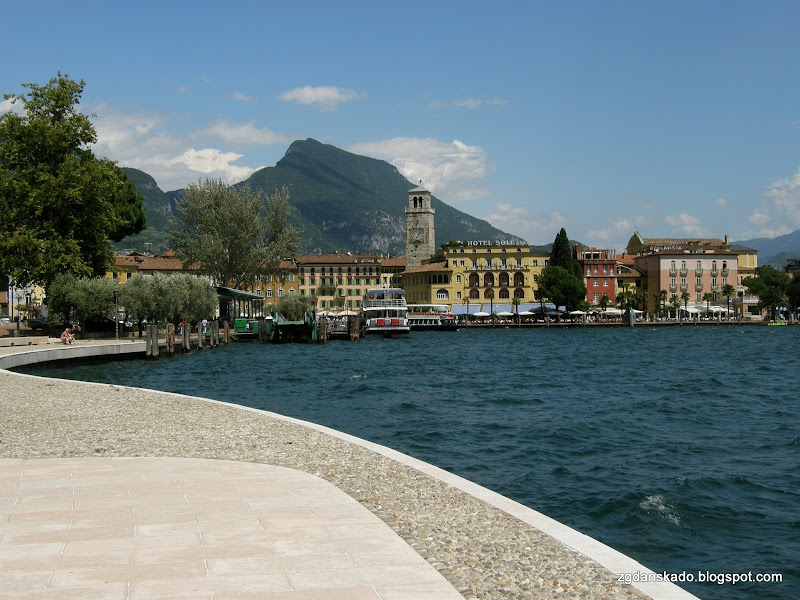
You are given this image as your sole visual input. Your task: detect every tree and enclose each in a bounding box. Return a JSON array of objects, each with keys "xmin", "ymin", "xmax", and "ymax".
[
  {"xmin": 702, "ymin": 292, "xmax": 714, "ymax": 317},
  {"xmin": 120, "ymin": 273, "xmax": 217, "ymax": 326},
  {"xmin": 721, "ymin": 283, "xmax": 736, "ymax": 319},
  {"xmin": 743, "ymin": 266, "xmax": 791, "ymax": 321},
  {"xmin": 276, "ymin": 294, "xmax": 314, "ymax": 321},
  {"xmin": 599, "ymin": 294, "xmax": 609, "ymax": 311},
  {"xmin": 681, "ymin": 290, "xmax": 690, "ymax": 312},
  {"xmin": 169, "ymin": 180, "xmax": 298, "ymax": 289},
  {"xmin": 0, "ymin": 73, "xmax": 145, "ymax": 291},
  {"xmin": 549, "ymin": 228, "xmax": 582, "ymax": 277},
  {"xmin": 537, "ymin": 265, "xmax": 586, "ymax": 313},
  {"xmin": 46, "ymin": 273, "xmax": 118, "ymax": 330}
]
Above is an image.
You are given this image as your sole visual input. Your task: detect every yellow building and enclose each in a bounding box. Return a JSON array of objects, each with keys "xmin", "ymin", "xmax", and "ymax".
[{"xmin": 401, "ymin": 243, "xmax": 551, "ymax": 315}]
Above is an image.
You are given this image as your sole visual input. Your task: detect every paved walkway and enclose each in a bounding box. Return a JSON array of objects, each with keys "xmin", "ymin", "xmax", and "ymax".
[{"xmin": 0, "ymin": 456, "xmax": 463, "ymax": 599}]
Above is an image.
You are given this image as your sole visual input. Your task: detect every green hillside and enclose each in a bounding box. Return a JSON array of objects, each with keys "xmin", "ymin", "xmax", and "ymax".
[
  {"xmin": 113, "ymin": 168, "xmax": 175, "ymax": 253},
  {"xmin": 243, "ymin": 138, "xmax": 523, "ymax": 255},
  {"xmin": 115, "ymin": 139, "xmax": 524, "ymax": 256}
]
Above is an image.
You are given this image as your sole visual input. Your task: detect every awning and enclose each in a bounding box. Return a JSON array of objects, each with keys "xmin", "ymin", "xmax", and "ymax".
[{"xmin": 214, "ymin": 286, "xmax": 264, "ymax": 301}]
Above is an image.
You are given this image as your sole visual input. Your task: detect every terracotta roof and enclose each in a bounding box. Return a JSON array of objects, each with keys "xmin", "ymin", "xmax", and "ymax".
[
  {"xmin": 295, "ymin": 253, "xmax": 381, "ymax": 265},
  {"xmin": 401, "ymin": 261, "xmax": 448, "ymax": 274},
  {"xmin": 380, "ymin": 257, "xmax": 406, "ymax": 268}
]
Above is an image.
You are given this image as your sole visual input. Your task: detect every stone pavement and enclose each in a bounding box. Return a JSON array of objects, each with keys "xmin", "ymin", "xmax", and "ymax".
[{"xmin": 0, "ymin": 456, "xmax": 463, "ymax": 599}]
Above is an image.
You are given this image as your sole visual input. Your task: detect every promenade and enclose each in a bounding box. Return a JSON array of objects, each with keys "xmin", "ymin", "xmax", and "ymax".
[{"xmin": 0, "ymin": 341, "xmax": 698, "ymax": 600}]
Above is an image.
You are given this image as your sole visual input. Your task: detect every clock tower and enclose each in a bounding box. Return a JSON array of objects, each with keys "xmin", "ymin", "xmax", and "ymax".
[{"xmin": 405, "ymin": 183, "xmax": 435, "ymax": 270}]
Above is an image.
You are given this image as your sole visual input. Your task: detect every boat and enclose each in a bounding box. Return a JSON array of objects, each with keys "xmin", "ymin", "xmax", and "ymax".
[
  {"xmin": 361, "ymin": 286, "xmax": 410, "ymax": 336},
  {"xmin": 406, "ymin": 304, "xmax": 459, "ymax": 331}
]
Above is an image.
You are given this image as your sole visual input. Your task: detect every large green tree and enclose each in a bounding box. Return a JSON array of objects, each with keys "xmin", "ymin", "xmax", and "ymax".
[
  {"xmin": 537, "ymin": 228, "xmax": 586, "ymax": 312},
  {"xmin": 169, "ymin": 179, "xmax": 298, "ymax": 289},
  {"xmin": 0, "ymin": 73, "xmax": 145, "ymax": 290},
  {"xmin": 743, "ymin": 265, "xmax": 790, "ymax": 320}
]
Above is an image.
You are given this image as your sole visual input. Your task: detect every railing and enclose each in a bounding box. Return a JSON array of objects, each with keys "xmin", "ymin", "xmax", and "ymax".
[
  {"xmin": 669, "ymin": 268, "xmax": 677, "ymax": 276},
  {"xmin": 696, "ymin": 267, "xmax": 704, "ymax": 275},
  {"xmin": 696, "ymin": 283, "xmax": 704, "ymax": 291},
  {"xmin": 711, "ymin": 268, "xmax": 718, "ymax": 276},
  {"xmin": 680, "ymin": 268, "xmax": 688, "ymax": 276},
  {"xmin": 362, "ymin": 298, "xmax": 406, "ymax": 309},
  {"xmin": 722, "ymin": 268, "xmax": 729, "ymax": 276}
]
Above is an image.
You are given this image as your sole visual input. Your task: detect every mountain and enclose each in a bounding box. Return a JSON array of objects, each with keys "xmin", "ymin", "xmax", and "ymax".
[
  {"xmin": 114, "ymin": 168, "xmax": 176, "ymax": 253},
  {"xmin": 241, "ymin": 139, "xmax": 522, "ymax": 255},
  {"xmin": 116, "ymin": 139, "xmax": 522, "ymax": 256},
  {"xmin": 732, "ymin": 230, "xmax": 800, "ymax": 267}
]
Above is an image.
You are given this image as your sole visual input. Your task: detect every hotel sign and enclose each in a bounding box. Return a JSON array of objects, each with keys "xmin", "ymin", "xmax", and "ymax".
[{"xmin": 464, "ymin": 240, "xmax": 520, "ymax": 247}]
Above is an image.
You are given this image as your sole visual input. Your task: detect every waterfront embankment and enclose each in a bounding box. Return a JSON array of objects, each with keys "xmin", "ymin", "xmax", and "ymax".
[{"xmin": 0, "ymin": 341, "xmax": 698, "ymax": 600}]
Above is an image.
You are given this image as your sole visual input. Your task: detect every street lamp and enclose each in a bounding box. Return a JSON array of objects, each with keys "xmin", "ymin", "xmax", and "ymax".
[{"xmin": 113, "ymin": 289, "xmax": 120, "ymax": 340}]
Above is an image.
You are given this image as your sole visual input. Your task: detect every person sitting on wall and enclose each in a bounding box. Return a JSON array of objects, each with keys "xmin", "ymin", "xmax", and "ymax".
[{"xmin": 60, "ymin": 327, "xmax": 75, "ymax": 344}]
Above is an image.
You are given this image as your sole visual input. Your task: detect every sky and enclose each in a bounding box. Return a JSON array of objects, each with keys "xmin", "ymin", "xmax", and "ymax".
[{"xmin": 3, "ymin": 0, "xmax": 800, "ymax": 252}]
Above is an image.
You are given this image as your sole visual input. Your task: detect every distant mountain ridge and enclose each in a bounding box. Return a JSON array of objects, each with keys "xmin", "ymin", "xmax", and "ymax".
[
  {"xmin": 116, "ymin": 139, "xmax": 523, "ymax": 255},
  {"xmin": 732, "ymin": 230, "xmax": 800, "ymax": 267}
]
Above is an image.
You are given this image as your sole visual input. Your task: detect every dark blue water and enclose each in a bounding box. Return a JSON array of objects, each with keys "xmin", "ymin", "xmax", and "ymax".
[{"xmin": 22, "ymin": 326, "xmax": 800, "ymax": 600}]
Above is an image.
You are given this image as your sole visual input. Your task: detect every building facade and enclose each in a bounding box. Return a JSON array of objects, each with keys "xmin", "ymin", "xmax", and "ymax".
[{"xmin": 573, "ymin": 246, "xmax": 617, "ymax": 305}]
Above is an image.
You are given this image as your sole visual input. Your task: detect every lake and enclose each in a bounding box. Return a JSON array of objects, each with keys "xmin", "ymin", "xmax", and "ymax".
[{"xmin": 21, "ymin": 325, "xmax": 800, "ymax": 600}]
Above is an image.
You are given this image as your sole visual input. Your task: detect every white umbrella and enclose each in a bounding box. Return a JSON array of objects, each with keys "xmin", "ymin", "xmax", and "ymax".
[
  {"xmin": 496, "ymin": 311, "xmax": 514, "ymax": 317},
  {"xmin": 568, "ymin": 310, "xmax": 586, "ymax": 315},
  {"xmin": 603, "ymin": 308, "xmax": 623, "ymax": 315},
  {"xmin": 518, "ymin": 311, "xmax": 535, "ymax": 316},
  {"xmin": 474, "ymin": 311, "xmax": 491, "ymax": 317}
]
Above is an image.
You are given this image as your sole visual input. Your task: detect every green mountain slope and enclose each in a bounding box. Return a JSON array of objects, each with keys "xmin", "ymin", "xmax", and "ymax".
[
  {"xmin": 113, "ymin": 168, "xmax": 175, "ymax": 253},
  {"xmin": 115, "ymin": 139, "xmax": 524, "ymax": 256},
  {"xmin": 243, "ymin": 138, "xmax": 523, "ymax": 255}
]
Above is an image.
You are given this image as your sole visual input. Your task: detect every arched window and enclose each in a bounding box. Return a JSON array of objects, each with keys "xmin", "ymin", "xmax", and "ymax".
[
  {"xmin": 436, "ymin": 288, "xmax": 449, "ymax": 300},
  {"xmin": 499, "ymin": 288, "xmax": 510, "ymax": 299},
  {"xmin": 514, "ymin": 272, "xmax": 524, "ymax": 286},
  {"xmin": 469, "ymin": 273, "xmax": 479, "ymax": 287},
  {"xmin": 484, "ymin": 272, "xmax": 494, "ymax": 287},
  {"xmin": 469, "ymin": 288, "xmax": 480, "ymax": 299},
  {"xmin": 499, "ymin": 272, "xmax": 510, "ymax": 286},
  {"xmin": 514, "ymin": 288, "xmax": 525, "ymax": 298}
]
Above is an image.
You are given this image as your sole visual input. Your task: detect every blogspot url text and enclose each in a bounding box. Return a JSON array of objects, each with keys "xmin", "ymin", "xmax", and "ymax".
[{"xmin": 618, "ymin": 570, "xmax": 783, "ymax": 586}]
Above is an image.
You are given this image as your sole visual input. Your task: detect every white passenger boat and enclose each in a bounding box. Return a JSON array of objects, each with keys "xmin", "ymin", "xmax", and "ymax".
[
  {"xmin": 406, "ymin": 304, "xmax": 459, "ymax": 331},
  {"xmin": 361, "ymin": 287, "xmax": 410, "ymax": 336}
]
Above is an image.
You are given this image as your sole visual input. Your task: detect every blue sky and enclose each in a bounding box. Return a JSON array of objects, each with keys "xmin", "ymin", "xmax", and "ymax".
[{"xmin": 3, "ymin": 1, "xmax": 800, "ymax": 251}]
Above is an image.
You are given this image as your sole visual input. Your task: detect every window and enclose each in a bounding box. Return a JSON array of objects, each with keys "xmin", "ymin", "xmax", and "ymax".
[
  {"xmin": 289, "ymin": 274, "xmax": 295, "ymax": 282},
  {"xmin": 289, "ymin": 288, "xmax": 296, "ymax": 295},
  {"xmin": 456, "ymin": 291, "xmax": 462, "ymax": 299},
  {"xmin": 681, "ymin": 260, "xmax": 686, "ymax": 272},
  {"xmin": 460, "ymin": 259, "xmax": 465, "ymax": 267},
  {"xmin": 266, "ymin": 289, "xmax": 273, "ymax": 298},
  {"xmin": 593, "ymin": 278, "xmax": 598, "ymax": 287},
  {"xmin": 696, "ymin": 260, "xmax": 702, "ymax": 271},
  {"xmin": 593, "ymin": 293, "xmax": 598, "ymax": 302},
  {"xmin": 532, "ymin": 259, "xmax": 538, "ymax": 266},
  {"xmin": 603, "ymin": 278, "xmax": 608, "ymax": 287},
  {"xmin": 670, "ymin": 260, "xmax": 676, "ymax": 271},
  {"xmin": 436, "ymin": 289, "xmax": 449, "ymax": 300},
  {"xmin": 278, "ymin": 289, "xmax": 284, "ymax": 297},
  {"xmin": 456, "ymin": 275, "xmax": 462, "ymax": 284}
]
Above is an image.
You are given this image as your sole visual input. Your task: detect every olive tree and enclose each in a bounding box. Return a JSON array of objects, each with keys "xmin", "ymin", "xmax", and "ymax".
[{"xmin": 169, "ymin": 180, "xmax": 298, "ymax": 289}]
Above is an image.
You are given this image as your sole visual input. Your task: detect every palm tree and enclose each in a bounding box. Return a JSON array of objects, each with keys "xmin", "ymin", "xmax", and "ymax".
[
  {"xmin": 702, "ymin": 292, "xmax": 714, "ymax": 318},
  {"xmin": 512, "ymin": 296, "xmax": 521, "ymax": 326},
  {"xmin": 722, "ymin": 283, "xmax": 736, "ymax": 319},
  {"xmin": 757, "ymin": 286, "xmax": 788, "ymax": 321},
  {"xmin": 658, "ymin": 289, "xmax": 668, "ymax": 318},
  {"xmin": 486, "ymin": 288, "xmax": 495, "ymax": 327},
  {"xmin": 462, "ymin": 297, "xmax": 470, "ymax": 327}
]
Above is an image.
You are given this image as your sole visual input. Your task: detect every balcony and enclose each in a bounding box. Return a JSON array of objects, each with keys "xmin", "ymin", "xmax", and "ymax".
[
  {"xmin": 669, "ymin": 268, "xmax": 677, "ymax": 276},
  {"xmin": 696, "ymin": 283, "xmax": 704, "ymax": 291},
  {"xmin": 696, "ymin": 267, "xmax": 704, "ymax": 275},
  {"xmin": 711, "ymin": 268, "xmax": 719, "ymax": 276},
  {"xmin": 722, "ymin": 268, "xmax": 730, "ymax": 276},
  {"xmin": 680, "ymin": 268, "xmax": 688, "ymax": 276}
]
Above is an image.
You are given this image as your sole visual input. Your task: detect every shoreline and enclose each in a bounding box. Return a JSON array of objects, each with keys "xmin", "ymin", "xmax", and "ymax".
[{"xmin": 0, "ymin": 341, "xmax": 698, "ymax": 600}]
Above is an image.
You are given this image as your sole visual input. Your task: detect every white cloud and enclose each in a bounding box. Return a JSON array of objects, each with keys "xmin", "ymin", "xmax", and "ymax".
[
  {"xmin": 585, "ymin": 216, "xmax": 647, "ymax": 251},
  {"xmin": 279, "ymin": 86, "xmax": 366, "ymax": 111},
  {"xmin": 740, "ymin": 166, "xmax": 800, "ymax": 238},
  {"xmin": 486, "ymin": 202, "xmax": 565, "ymax": 241},
  {"xmin": 90, "ymin": 103, "xmax": 278, "ymax": 191},
  {"xmin": 663, "ymin": 213, "xmax": 710, "ymax": 237},
  {"xmin": 229, "ymin": 92, "xmax": 258, "ymax": 103},
  {"xmin": 430, "ymin": 97, "xmax": 508, "ymax": 110},
  {"xmin": 196, "ymin": 120, "xmax": 293, "ymax": 147},
  {"xmin": 747, "ymin": 211, "xmax": 770, "ymax": 227},
  {"xmin": 348, "ymin": 137, "xmax": 488, "ymax": 203},
  {"xmin": 714, "ymin": 197, "xmax": 727, "ymax": 208},
  {"xmin": 0, "ymin": 97, "xmax": 23, "ymax": 115}
]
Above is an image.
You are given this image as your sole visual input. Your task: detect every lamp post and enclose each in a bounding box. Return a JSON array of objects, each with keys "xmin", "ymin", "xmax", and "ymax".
[{"xmin": 114, "ymin": 289, "xmax": 120, "ymax": 340}]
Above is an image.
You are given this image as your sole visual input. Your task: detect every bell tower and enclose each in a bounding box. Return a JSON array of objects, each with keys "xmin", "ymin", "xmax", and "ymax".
[{"xmin": 405, "ymin": 182, "xmax": 435, "ymax": 270}]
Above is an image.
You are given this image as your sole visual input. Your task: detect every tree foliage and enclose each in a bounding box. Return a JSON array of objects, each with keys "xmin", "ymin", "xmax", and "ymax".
[
  {"xmin": 537, "ymin": 265, "xmax": 586, "ymax": 312},
  {"xmin": 0, "ymin": 73, "xmax": 145, "ymax": 291},
  {"xmin": 743, "ymin": 265, "xmax": 790, "ymax": 320},
  {"xmin": 549, "ymin": 228, "xmax": 582, "ymax": 277},
  {"xmin": 168, "ymin": 180, "xmax": 298, "ymax": 289},
  {"xmin": 46, "ymin": 273, "xmax": 117, "ymax": 327},
  {"xmin": 275, "ymin": 294, "xmax": 314, "ymax": 321},
  {"xmin": 120, "ymin": 273, "xmax": 218, "ymax": 323}
]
